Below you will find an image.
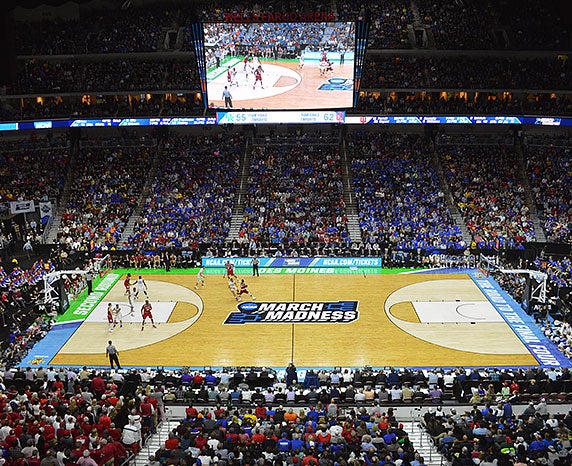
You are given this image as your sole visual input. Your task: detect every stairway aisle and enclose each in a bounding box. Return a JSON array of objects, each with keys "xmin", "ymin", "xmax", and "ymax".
[
  {"xmin": 406, "ymin": 418, "xmax": 448, "ymax": 466},
  {"xmin": 227, "ymin": 139, "xmax": 252, "ymax": 242},
  {"xmin": 339, "ymin": 138, "xmax": 362, "ymax": 244},
  {"xmin": 132, "ymin": 420, "xmax": 174, "ymax": 465},
  {"xmin": 515, "ymin": 143, "xmax": 547, "ymax": 243},
  {"xmin": 432, "ymin": 145, "xmax": 472, "ymax": 247},
  {"xmin": 45, "ymin": 144, "xmax": 80, "ymax": 244},
  {"xmin": 119, "ymin": 139, "xmax": 163, "ymax": 245}
]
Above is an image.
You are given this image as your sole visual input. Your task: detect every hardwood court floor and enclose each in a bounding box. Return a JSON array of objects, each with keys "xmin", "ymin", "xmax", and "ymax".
[
  {"xmin": 213, "ymin": 60, "xmax": 354, "ymax": 110},
  {"xmin": 50, "ymin": 272, "xmax": 538, "ymax": 368}
]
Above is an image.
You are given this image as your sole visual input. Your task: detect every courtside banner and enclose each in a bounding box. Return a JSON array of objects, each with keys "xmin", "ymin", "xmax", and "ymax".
[{"xmin": 202, "ymin": 257, "xmax": 382, "ymax": 268}]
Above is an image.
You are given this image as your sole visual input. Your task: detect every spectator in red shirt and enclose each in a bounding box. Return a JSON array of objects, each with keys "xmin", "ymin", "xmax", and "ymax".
[
  {"xmin": 90, "ymin": 375, "xmax": 106, "ymax": 399},
  {"xmin": 226, "ymin": 432, "xmax": 239, "ymax": 444},
  {"xmin": 302, "ymin": 453, "xmax": 319, "ymax": 466},
  {"xmin": 194, "ymin": 433, "xmax": 207, "ymax": 451},
  {"xmin": 97, "ymin": 408, "xmax": 112, "ymax": 432},
  {"xmin": 106, "ymin": 393, "xmax": 119, "ymax": 407},
  {"xmin": 164, "ymin": 433, "xmax": 179, "ymax": 451},
  {"xmin": 192, "ymin": 374, "xmax": 204, "ymax": 388},
  {"xmin": 251, "ymin": 429, "xmax": 266, "ymax": 444},
  {"xmin": 185, "ymin": 405, "xmax": 198, "ymax": 420},
  {"xmin": 254, "ymin": 405, "xmax": 267, "ymax": 420},
  {"xmin": 316, "ymin": 430, "xmax": 331, "ymax": 445},
  {"xmin": 139, "ymin": 398, "xmax": 155, "ymax": 434},
  {"xmin": 51, "ymin": 377, "xmax": 65, "ymax": 393},
  {"xmin": 92, "ymin": 438, "xmax": 115, "ymax": 466},
  {"xmin": 107, "ymin": 424, "xmax": 121, "ymax": 442},
  {"xmin": 71, "ymin": 440, "xmax": 86, "ymax": 460},
  {"xmin": 110, "ymin": 439, "xmax": 127, "ymax": 466}
]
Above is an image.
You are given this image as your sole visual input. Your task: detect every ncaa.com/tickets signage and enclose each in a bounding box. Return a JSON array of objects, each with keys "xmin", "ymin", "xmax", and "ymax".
[{"xmin": 202, "ymin": 257, "xmax": 382, "ymax": 268}]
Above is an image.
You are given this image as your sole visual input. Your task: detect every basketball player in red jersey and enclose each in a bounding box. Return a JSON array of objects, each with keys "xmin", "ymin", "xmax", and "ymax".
[
  {"xmin": 123, "ymin": 273, "xmax": 132, "ymax": 295},
  {"xmin": 253, "ymin": 65, "xmax": 264, "ymax": 90},
  {"xmin": 141, "ymin": 300, "xmax": 156, "ymax": 331}
]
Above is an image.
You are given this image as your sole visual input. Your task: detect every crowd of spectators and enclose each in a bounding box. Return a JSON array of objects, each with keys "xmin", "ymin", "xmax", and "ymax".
[
  {"xmin": 357, "ymin": 93, "xmax": 572, "ymax": 117},
  {"xmin": 158, "ymin": 96, "xmax": 205, "ymax": 117},
  {"xmin": 526, "ymin": 146, "xmax": 572, "ymax": 244},
  {"xmin": 10, "ymin": 0, "xmax": 571, "ymax": 59},
  {"xmin": 4, "ymin": 345, "xmax": 572, "ymax": 466},
  {"xmin": 1, "ymin": 312, "xmax": 50, "ymax": 368},
  {"xmin": 535, "ymin": 257, "xmax": 572, "ymax": 355},
  {"xmin": 5, "ymin": 359, "xmax": 572, "ymax": 405},
  {"xmin": 434, "ymin": 132, "xmax": 515, "ymax": 148},
  {"xmin": 361, "ymin": 55, "xmax": 570, "ymax": 90},
  {"xmin": 1, "ymin": 2, "xmax": 571, "ymax": 464},
  {"xmin": 127, "ymin": 134, "xmax": 242, "ymax": 250},
  {"xmin": 12, "ymin": 59, "xmax": 200, "ymax": 95},
  {"xmin": 438, "ymin": 145, "xmax": 536, "ymax": 250},
  {"xmin": 336, "ymin": 0, "xmax": 412, "ymax": 49},
  {"xmin": 417, "ymin": 0, "xmax": 570, "ymax": 51},
  {"xmin": 0, "ymin": 363, "xmax": 405, "ymax": 466},
  {"xmin": 0, "ymin": 254, "xmax": 60, "ymax": 372},
  {"xmin": 423, "ymin": 399, "xmax": 572, "ymax": 465},
  {"xmin": 1, "ymin": 97, "xmax": 123, "ymax": 122},
  {"xmin": 491, "ymin": 255, "xmax": 571, "ymax": 364},
  {"xmin": 493, "ymin": 272, "xmax": 527, "ymax": 308},
  {"xmin": 108, "ymin": 242, "xmax": 486, "ymax": 273},
  {"xmin": 190, "ymin": 0, "xmax": 411, "ymax": 51},
  {"xmin": 6, "ymin": 362, "xmax": 572, "ymax": 411},
  {"xmin": 3, "ymin": 128, "xmax": 571, "ymax": 255},
  {"xmin": 533, "ymin": 257, "xmax": 572, "ymax": 295},
  {"xmin": 151, "ymin": 365, "xmax": 572, "ymax": 407},
  {"xmin": 416, "ymin": 0, "xmax": 496, "ymax": 50},
  {"xmin": 495, "ymin": 0, "xmax": 571, "ymax": 51},
  {"xmin": 204, "ymin": 22, "xmax": 353, "ymax": 67},
  {"xmin": 238, "ymin": 139, "xmax": 349, "ymax": 247},
  {"xmin": 13, "ymin": 0, "xmax": 414, "ymax": 60},
  {"xmin": 3, "ymin": 333, "xmax": 572, "ymax": 466},
  {"xmin": 0, "ymin": 363, "xmax": 145, "ymax": 466},
  {"xmin": 0, "ymin": 95, "xmax": 206, "ymax": 122},
  {"xmin": 0, "ymin": 136, "xmax": 70, "ymax": 204},
  {"xmin": 2, "ymin": 130, "xmax": 569, "ymax": 256},
  {"xmin": 3, "ymin": 91, "xmax": 570, "ymax": 122},
  {"xmin": 0, "ymin": 259, "xmax": 53, "ymax": 339},
  {"xmin": 15, "ymin": 3, "xmax": 180, "ymax": 55},
  {"xmin": 348, "ymin": 133, "xmax": 465, "ymax": 253},
  {"xmin": 3, "ymin": 1, "xmax": 570, "ymax": 126},
  {"xmin": 114, "ymin": 250, "xmax": 199, "ymax": 271},
  {"xmin": 154, "ymin": 403, "xmax": 420, "ymax": 466},
  {"xmin": 195, "ymin": 0, "xmax": 329, "ymax": 22},
  {"xmin": 223, "ymin": 237, "xmax": 358, "ymax": 261},
  {"xmin": 543, "ymin": 318, "xmax": 572, "ymax": 362},
  {"xmin": 55, "ymin": 144, "xmax": 153, "ymax": 251}
]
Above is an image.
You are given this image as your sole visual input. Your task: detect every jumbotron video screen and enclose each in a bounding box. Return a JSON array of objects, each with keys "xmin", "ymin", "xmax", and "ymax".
[{"xmin": 204, "ymin": 22, "xmax": 356, "ymax": 110}]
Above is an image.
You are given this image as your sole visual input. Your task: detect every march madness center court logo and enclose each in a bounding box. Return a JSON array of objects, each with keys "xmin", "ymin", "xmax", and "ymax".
[{"xmin": 224, "ymin": 301, "xmax": 359, "ymax": 324}]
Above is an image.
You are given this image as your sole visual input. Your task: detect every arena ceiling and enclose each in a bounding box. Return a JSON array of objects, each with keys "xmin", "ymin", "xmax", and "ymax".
[
  {"xmin": 2, "ymin": 0, "xmax": 90, "ymax": 12},
  {"xmin": 2, "ymin": 0, "xmax": 160, "ymax": 13}
]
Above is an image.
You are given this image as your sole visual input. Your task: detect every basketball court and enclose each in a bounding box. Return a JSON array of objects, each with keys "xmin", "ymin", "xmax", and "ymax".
[
  {"xmin": 22, "ymin": 268, "xmax": 569, "ymax": 370},
  {"xmin": 209, "ymin": 58, "xmax": 355, "ymax": 109}
]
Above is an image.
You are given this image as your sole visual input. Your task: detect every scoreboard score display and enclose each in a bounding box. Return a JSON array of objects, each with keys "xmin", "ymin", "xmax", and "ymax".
[{"xmin": 216, "ymin": 111, "xmax": 346, "ymax": 124}]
